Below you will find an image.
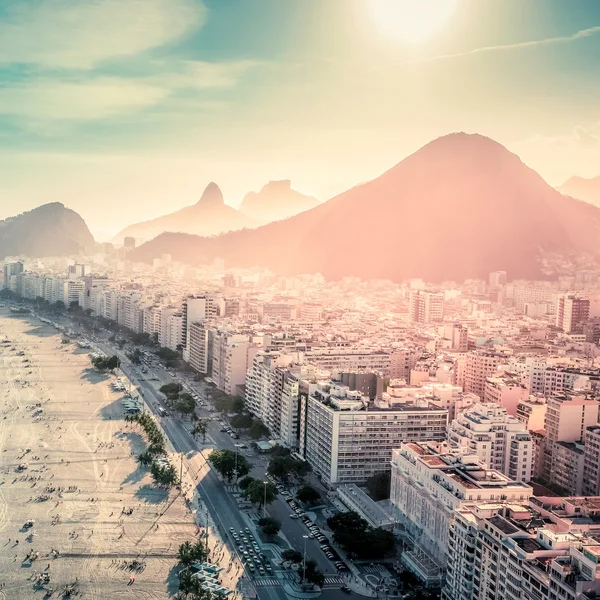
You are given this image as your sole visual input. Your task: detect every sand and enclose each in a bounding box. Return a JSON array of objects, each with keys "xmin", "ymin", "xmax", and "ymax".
[{"xmin": 0, "ymin": 310, "xmax": 198, "ymax": 598}]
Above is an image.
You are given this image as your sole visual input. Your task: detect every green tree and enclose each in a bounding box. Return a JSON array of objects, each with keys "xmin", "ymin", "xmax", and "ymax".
[
  {"xmin": 258, "ymin": 517, "xmax": 281, "ymax": 538},
  {"xmin": 208, "ymin": 449, "xmax": 251, "ymax": 482},
  {"xmin": 178, "ymin": 539, "xmax": 207, "ymax": 566},
  {"xmin": 191, "ymin": 419, "xmax": 208, "ymax": 442},
  {"xmin": 238, "ymin": 476, "xmax": 254, "ymax": 491},
  {"xmin": 129, "ymin": 348, "xmax": 143, "ymax": 365},
  {"xmin": 366, "ymin": 471, "xmax": 391, "ymax": 501},
  {"xmin": 151, "ymin": 462, "xmax": 178, "ymax": 488},
  {"xmin": 296, "ymin": 485, "xmax": 321, "ymax": 505},
  {"xmin": 230, "ymin": 413, "xmax": 254, "ymax": 429},
  {"xmin": 268, "ymin": 455, "xmax": 311, "ymax": 484},
  {"xmin": 302, "ymin": 559, "xmax": 325, "ymax": 588},
  {"xmin": 248, "ymin": 420, "xmax": 270, "ymax": 440},
  {"xmin": 281, "ymin": 549, "xmax": 303, "ymax": 566},
  {"xmin": 160, "ymin": 382, "xmax": 183, "ymax": 398},
  {"xmin": 175, "ymin": 393, "xmax": 196, "ymax": 418},
  {"xmin": 214, "ymin": 395, "xmax": 245, "ymax": 414},
  {"xmin": 137, "ymin": 451, "xmax": 153, "ymax": 466},
  {"xmin": 243, "ymin": 480, "xmax": 277, "ymax": 508}
]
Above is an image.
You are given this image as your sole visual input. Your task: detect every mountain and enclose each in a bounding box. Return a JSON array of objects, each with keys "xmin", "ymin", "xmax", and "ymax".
[
  {"xmin": 130, "ymin": 133, "xmax": 600, "ymax": 281},
  {"xmin": 558, "ymin": 175, "xmax": 600, "ymax": 207},
  {"xmin": 113, "ymin": 182, "xmax": 254, "ymax": 244},
  {"xmin": 239, "ymin": 180, "xmax": 320, "ymax": 223},
  {"xmin": 0, "ymin": 202, "xmax": 94, "ymax": 259}
]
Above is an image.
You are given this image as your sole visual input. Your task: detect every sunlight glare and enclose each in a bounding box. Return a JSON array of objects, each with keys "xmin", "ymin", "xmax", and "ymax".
[{"xmin": 369, "ymin": 0, "xmax": 458, "ymax": 44}]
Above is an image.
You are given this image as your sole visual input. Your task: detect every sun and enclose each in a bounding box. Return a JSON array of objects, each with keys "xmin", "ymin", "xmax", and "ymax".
[{"xmin": 369, "ymin": 0, "xmax": 458, "ymax": 44}]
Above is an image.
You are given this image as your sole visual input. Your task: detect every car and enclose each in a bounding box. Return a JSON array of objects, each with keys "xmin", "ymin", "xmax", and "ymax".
[
  {"xmin": 243, "ymin": 551, "xmax": 249, "ymax": 557},
  {"xmin": 230, "ymin": 527, "xmax": 235, "ymax": 532},
  {"xmin": 307, "ymin": 533, "xmax": 314, "ymax": 539},
  {"xmin": 285, "ymin": 498, "xmax": 294, "ymax": 504},
  {"xmin": 290, "ymin": 513, "xmax": 300, "ymax": 519},
  {"xmin": 340, "ymin": 584, "xmax": 351, "ymax": 593},
  {"xmin": 247, "ymin": 564, "xmax": 255, "ymax": 572},
  {"xmin": 242, "ymin": 537, "xmax": 248, "ymax": 544},
  {"xmin": 245, "ymin": 528, "xmax": 251, "ymax": 533},
  {"xmin": 219, "ymin": 428, "xmax": 228, "ymax": 432}
]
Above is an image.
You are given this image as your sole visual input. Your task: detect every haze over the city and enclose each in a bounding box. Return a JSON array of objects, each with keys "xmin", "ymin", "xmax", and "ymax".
[{"xmin": 1, "ymin": 0, "xmax": 600, "ymax": 239}]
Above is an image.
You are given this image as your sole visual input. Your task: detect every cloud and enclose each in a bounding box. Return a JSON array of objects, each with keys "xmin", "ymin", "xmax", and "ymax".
[
  {"xmin": 150, "ymin": 60, "xmax": 266, "ymax": 89},
  {"xmin": 573, "ymin": 125, "xmax": 599, "ymax": 147},
  {"xmin": 0, "ymin": 57, "xmax": 265, "ymax": 122},
  {"xmin": 403, "ymin": 25, "xmax": 600, "ymax": 65},
  {"xmin": 0, "ymin": 78, "xmax": 167, "ymax": 120},
  {"xmin": 0, "ymin": 0, "xmax": 206, "ymax": 69}
]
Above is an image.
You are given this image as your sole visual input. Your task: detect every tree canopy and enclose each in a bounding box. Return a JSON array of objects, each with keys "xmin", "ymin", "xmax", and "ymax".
[
  {"xmin": 258, "ymin": 516, "xmax": 281, "ymax": 538},
  {"xmin": 268, "ymin": 455, "xmax": 311, "ymax": 484},
  {"xmin": 151, "ymin": 461, "xmax": 178, "ymax": 488},
  {"xmin": 327, "ymin": 510, "xmax": 396, "ymax": 559},
  {"xmin": 178, "ymin": 539, "xmax": 208, "ymax": 566},
  {"xmin": 208, "ymin": 449, "xmax": 251, "ymax": 482},
  {"xmin": 242, "ymin": 479, "xmax": 277, "ymax": 508},
  {"xmin": 301, "ymin": 559, "xmax": 325, "ymax": 588},
  {"xmin": 214, "ymin": 394, "xmax": 245, "ymax": 414},
  {"xmin": 91, "ymin": 354, "xmax": 119, "ymax": 371},
  {"xmin": 296, "ymin": 484, "xmax": 321, "ymax": 505}
]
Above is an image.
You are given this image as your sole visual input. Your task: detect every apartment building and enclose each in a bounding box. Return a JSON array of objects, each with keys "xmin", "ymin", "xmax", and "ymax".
[
  {"xmin": 464, "ymin": 350, "xmax": 506, "ymax": 398},
  {"xmin": 211, "ymin": 330, "xmax": 259, "ymax": 396},
  {"xmin": 390, "ymin": 442, "xmax": 532, "ymax": 583},
  {"xmin": 245, "ymin": 351, "xmax": 299, "ymax": 427},
  {"xmin": 444, "ymin": 498, "xmax": 600, "ymax": 600},
  {"xmin": 543, "ymin": 393, "xmax": 600, "ymax": 482},
  {"xmin": 516, "ymin": 396, "xmax": 547, "ymax": 431},
  {"xmin": 483, "ymin": 375, "xmax": 528, "ymax": 416},
  {"xmin": 556, "ymin": 295, "xmax": 590, "ymax": 334},
  {"xmin": 550, "ymin": 441, "xmax": 585, "ymax": 495},
  {"xmin": 409, "ymin": 290, "xmax": 445, "ymax": 323},
  {"xmin": 583, "ymin": 425, "xmax": 600, "ymax": 497},
  {"xmin": 2, "ymin": 261, "xmax": 24, "ymax": 289},
  {"xmin": 182, "ymin": 295, "xmax": 220, "ymax": 358},
  {"xmin": 303, "ymin": 385, "xmax": 447, "ymax": 489},
  {"xmin": 188, "ymin": 321, "xmax": 210, "ymax": 375},
  {"xmin": 448, "ymin": 403, "xmax": 533, "ymax": 482}
]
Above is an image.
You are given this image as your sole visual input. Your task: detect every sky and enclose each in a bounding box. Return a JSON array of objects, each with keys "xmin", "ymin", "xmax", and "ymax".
[{"xmin": 1, "ymin": 0, "xmax": 600, "ymax": 240}]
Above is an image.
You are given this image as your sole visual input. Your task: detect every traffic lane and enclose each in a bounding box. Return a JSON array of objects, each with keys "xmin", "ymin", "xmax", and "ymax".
[{"xmin": 268, "ymin": 497, "xmax": 335, "ymax": 575}]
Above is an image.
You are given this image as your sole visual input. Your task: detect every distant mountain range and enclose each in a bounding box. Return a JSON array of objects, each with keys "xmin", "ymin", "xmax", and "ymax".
[
  {"xmin": 558, "ymin": 175, "xmax": 600, "ymax": 207},
  {"xmin": 113, "ymin": 182, "xmax": 254, "ymax": 244},
  {"xmin": 130, "ymin": 133, "xmax": 600, "ymax": 281},
  {"xmin": 239, "ymin": 180, "xmax": 320, "ymax": 223},
  {"xmin": 0, "ymin": 202, "xmax": 94, "ymax": 259}
]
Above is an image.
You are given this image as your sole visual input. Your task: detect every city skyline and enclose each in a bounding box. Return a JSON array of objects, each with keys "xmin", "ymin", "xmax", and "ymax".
[{"xmin": 1, "ymin": 0, "xmax": 600, "ymax": 239}]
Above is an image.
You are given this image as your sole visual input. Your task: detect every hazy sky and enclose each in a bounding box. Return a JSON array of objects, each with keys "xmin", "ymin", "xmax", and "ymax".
[{"xmin": 1, "ymin": 0, "xmax": 600, "ymax": 240}]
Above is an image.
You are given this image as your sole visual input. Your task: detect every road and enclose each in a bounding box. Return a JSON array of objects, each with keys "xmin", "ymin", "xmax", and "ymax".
[{"xmin": 73, "ymin": 330, "xmax": 349, "ymax": 600}]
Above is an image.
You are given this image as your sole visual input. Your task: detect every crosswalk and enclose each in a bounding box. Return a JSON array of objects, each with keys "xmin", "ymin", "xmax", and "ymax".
[
  {"xmin": 324, "ymin": 576, "xmax": 343, "ymax": 585},
  {"xmin": 253, "ymin": 578, "xmax": 279, "ymax": 587},
  {"xmin": 363, "ymin": 565, "xmax": 389, "ymax": 574}
]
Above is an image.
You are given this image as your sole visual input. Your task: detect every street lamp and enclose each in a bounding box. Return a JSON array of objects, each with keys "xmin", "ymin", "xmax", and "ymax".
[
  {"xmin": 302, "ymin": 535, "xmax": 309, "ymax": 585},
  {"xmin": 234, "ymin": 444, "xmax": 241, "ymax": 483},
  {"xmin": 262, "ymin": 481, "xmax": 268, "ymax": 518}
]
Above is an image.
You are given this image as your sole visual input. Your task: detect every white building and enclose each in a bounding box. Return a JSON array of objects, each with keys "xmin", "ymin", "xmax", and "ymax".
[
  {"xmin": 390, "ymin": 441, "xmax": 532, "ymax": 583},
  {"xmin": 409, "ymin": 290, "xmax": 445, "ymax": 323},
  {"xmin": 448, "ymin": 403, "xmax": 533, "ymax": 482},
  {"xmin": 303, "ymin": 384, "xmax": 447, "ymax": 488}
]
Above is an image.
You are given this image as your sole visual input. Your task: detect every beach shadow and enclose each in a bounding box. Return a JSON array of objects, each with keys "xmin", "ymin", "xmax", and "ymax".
[
  {"xmin": 134, "ymin": 485, "xmax": 169, "ymax": 504},
  {"xmin": 123, "ymin": 464, "xmax": 147, "ymax": 486},
  {"xmin": 98, "ymin": 397, "xmax": 129, "ymax": 421},
  {"xmin": 166, "ymin": 563, "xmax": 181, "ymax": 597},
  {"xmin": 80, "ymin": 368, "xmax": 109, "ymax": 383},
  {"xmin": 23, "ymin": 325, "xmax": 56, "ymax": 338}
]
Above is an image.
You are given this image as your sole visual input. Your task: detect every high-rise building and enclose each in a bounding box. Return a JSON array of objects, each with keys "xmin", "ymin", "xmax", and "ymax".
[
  {"xmin": 555, "ymin": 294, "xmax": 590, "ymax": 334},
  {"xmin": 3, "ymin": 261, "xmax": 24, "ymax": 289},
  {"xmin": 443, "ymin": 498, "xmax": 600, "ymax": 600},
  {"xmin": 303, "ymin": 384, "xmax": 447, "ymax": 488},
  {"xmin": 464, "ymin": 350, "xmax": 504, "ymax": 398},
  {"xmin": 583, "ymin": 425, "xmax": 600, "ymax": 497},
  {"xmin": 390, "ymin": 442, "xmax": 532, "ymax": 584},
  {"xmin": 543, "ymin": 393, "xmax": 599, "ymax": 482},
  {"xmin": 409, "ymin": 290, "xmax": 445, "ymax": 323},
  {"xmin": 488, "ymin": 270, "xmax": 507, "ymax": 287},
  {"xmin": 448, "ymin": 403, "xmax": 533, "ymax": 482},
  {"xmin": 211, "ymin": 330, "xmax": 259, "ymax": 396},
  {"xmin": 182, "ymin": 295, "xmax": 220, "ymax": 358}
]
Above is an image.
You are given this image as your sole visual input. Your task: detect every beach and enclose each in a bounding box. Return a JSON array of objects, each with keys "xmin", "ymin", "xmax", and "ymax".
[{"xmin": 0, "ymin": 309, "xmax": 197, "ymax": 598}]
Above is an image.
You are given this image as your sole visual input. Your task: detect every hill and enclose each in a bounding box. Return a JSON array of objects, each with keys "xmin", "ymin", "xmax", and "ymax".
[
  {"xmin": 558, "ymin": 176, "xmax": 600, "ymax": 207},
  {"xmin": 130, "ymin": 133, "xmax": 600, "ymax": 281},
  {"xmin": 0, "ymin": 202, "xmax": 94, "ymax": 259},
  {"xmin": 239, "ymin": 180, "xmax": 320, "ymax": 223},
  {"xmin": 113, "ymin": 182, "xmax": 254, "ymax": 244}
]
